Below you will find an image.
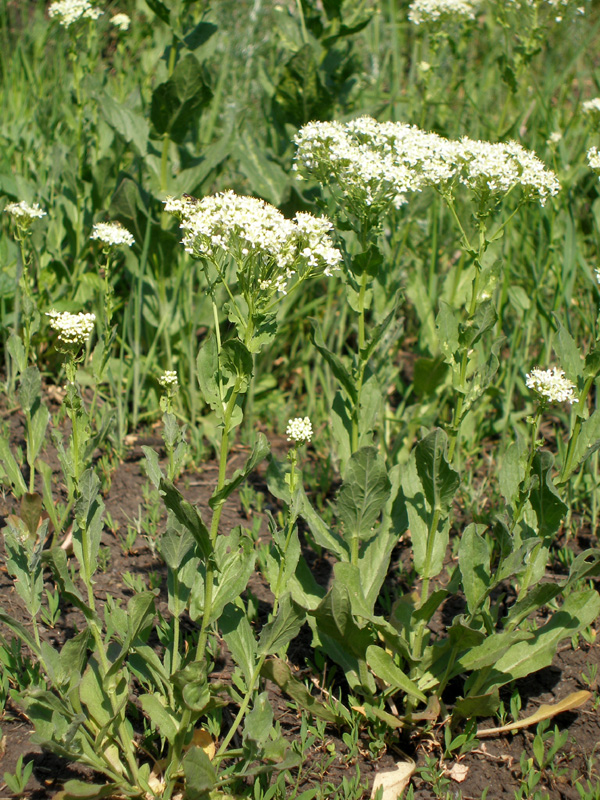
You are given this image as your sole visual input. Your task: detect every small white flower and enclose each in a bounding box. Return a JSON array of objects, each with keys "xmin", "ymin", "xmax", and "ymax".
[
  {"xmin": 48, "ymin": 0, "xmax": 102, "ymax": 27},
  {"xmin": 286, "ymin": 416, "xmax": 313, "ymax": 444},
  {"xmin": 110, "ymin": 12, "xmax": 130, "ymax": 30},
  {"xmin": 408, "ymin": 0, "xmax": 480, "ymax": 25},
  {"xmin": 91, "ymin": 222, "xmax": 135, "ymax": 248},
  {"xmin": 582, "ymin": 98, "xmax": 600, "ymax": 115},
  {"xmin": 5, "ymin": 201, "xmax": 46, "ymax": 221},
  {"xmin": 159, "ymin": 370, "xmax": 179, "ymax": 389},
  {"xmin": 547, "ymin": 131, "xmax": 562, "ymax": 145},
  {"xmin": 587, "ymin": 147, "xmax": 600, "ymax": 173},
  {"xmin": 594, "ymin": 268, "xmax": 600, "ymax": 286},
  {"xmin": 47, "ymin": 310, "xmax": 96, "ymax": 347},
  {"xmin": 525, "ymin": 366, "xmax": 577, "ymax": 404}
]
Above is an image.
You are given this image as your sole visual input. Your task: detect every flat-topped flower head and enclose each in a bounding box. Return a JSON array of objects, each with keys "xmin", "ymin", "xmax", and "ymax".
[
  {"xmin": 526, "ymin": 366, "xmax": 577, "ymax": 405},
  {"xmin": 166, "ymin": 191, "xmax": 341, "ymax": 303},
  {"xmin": 159, "ymin": 370, "xmax": 179, "ymax": 390},
  {"xmin": 5, "ymin": 201, "xmax": 46, "ymax": 221},
  {"xmin": 46, "ymin": 310, "xmax": 96, "ymax": 347},
  {"xmin": 286, "ymin": 416, "xmax": 313, "ymax": 445},
  {"xmin": 110, "ymin": 12, "xmax": 130, "ymax": 30},
  {"xmin": 48, "ymin": 0, "xmax": 102, "ymax": 27},
  {"xmin": 455, "ymin": 138, "xmax": 560, "ymax": 206},
  {"xmin": 587, "ymin": 147, "xmax": 600, "ymax": 174},
  {"xmin": 582, "ymin": 98, "xmax": 600, "ymax": 116},
  {"xmin": 91, "ymin": 222, "xmax": 135, "ymax": 248},
  {"xmin": 408, "ymin": 0, "xmax": 480, "ymax": 25}
]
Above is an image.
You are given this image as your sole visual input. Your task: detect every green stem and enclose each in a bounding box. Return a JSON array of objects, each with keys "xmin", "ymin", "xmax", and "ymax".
[
  {"xmin": 351, "ymin": 269, "xmax": 369, "ymax": 453},
  {"xmin": 217, "ymin": 656, "xmax": 267, "ymax": 757}
]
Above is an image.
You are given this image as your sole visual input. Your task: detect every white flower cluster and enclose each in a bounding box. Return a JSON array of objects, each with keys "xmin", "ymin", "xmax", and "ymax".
[
  {"xmin": 582, "ymin": 98, "xmax": 600, "ymax": 115},
  {"xmin": 46, "ymin": 310, "xmax": 96, "ymax": 347},
  {"xmin": 48, "ymin": 0, "xmax": 102, "ymax": 27},
  {"xmin": 456, "ymin": 137, "xmax": 560, "ymax": 205},
  {"xmin": 5, "ymin": 201, "xmax": 46, "ymax": 221},
  {"xmin": 525, "ymin": 367, "xmax": 577, "ymax": 405},
  {"xmin": 110, "ymin": 12, "xmax": 130, "ymax": 30},
  {"xmin": 408, "ymin": 0, "xmax": 480, "ymax": 25},
  {"xmin": 587, "ymin": 147, "xmax": 600, "ymax": 173},
  {"xmin": 166, "ymin": 191, "xmax": 341, "ymax": 298},
  {"xmin": 91, "ymin": 222, "xmax": 135, "ymax": 248},
  {"xmin": 294, "ymin": 117, "xmax": 560, "ymax": 213},
  {"xmin": 159, "ymin": 370, "xmax": 179, "ymax": 389},
  {"xmin": 286, "ymin": 416, "xmax": 313, "ymax": 444}
]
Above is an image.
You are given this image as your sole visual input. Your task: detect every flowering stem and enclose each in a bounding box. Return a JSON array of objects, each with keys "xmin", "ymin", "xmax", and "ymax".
[
  {"xmin": 509, "ymin": 404, "xmax": 543, "ymax": 537},
  {"xmin": 351, "ymin": 258, "xmax": 370, "ymax": 454}
]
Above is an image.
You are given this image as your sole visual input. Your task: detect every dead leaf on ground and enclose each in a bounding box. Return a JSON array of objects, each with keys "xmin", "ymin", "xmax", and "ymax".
[
  {"xmin": 447, "ymin": 762, "xmax": 469, "ymax": 782},
  {"xmin": 370, "ymin": 758, "xmax": 415, "ymax": 800},
  {"xmin": 476, "ymin": 690, "xmax": 591, "ymax": 738}
]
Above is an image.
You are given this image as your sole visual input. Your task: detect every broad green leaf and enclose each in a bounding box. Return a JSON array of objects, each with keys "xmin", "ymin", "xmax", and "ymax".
[
  {"xmin": 0, "ymin": 608, "xmax": 41, "ymax": 656},
  {"xmin": 559, "ymin": 407, "xmax": 600, "ymax": 483},
  {"xmin": 220, "ymin": 339, "xmax": 253, "ymax": 385},
  {"xmin": 182, "ymin": 746, "xmax": 217, "ymax": 799},
  {"xmin": 498, "ymin": 437, "xmax": 527, "ymax": 508},
  {"xmin": 234, "ymin": 133, "xmax": 290, "ymax": 207},
  {"xmin": 366, "ymin": 646, "xmax": 427, "ymax": 702},
  {"xmin": 452, "ymin": 691, "xmax": 499, "ymax": 721},
  {"xmin": 458, "ymin": 524, "xmax": 490, "ymax": 614},
  {"xmin": 258, "ymin": 594, "xmax": 304, "ymax": 656},
  {"xmin": 159, "ymin": 479, "xmax": 212, "ymax": 561},
  {"xmin": 142, "ymin": 446, "xmax": 163, "ymax": 489},
  {"xmin": 28, "ymin": 402, "xmax": 49, "ymax": 465},
  {"xmin": 413, "ymin": 356, "xmax": 450, "ymax": 397},
  {"xmin": 436, "ymin": 301, "xmax": 460, "ymax": 367},
  {"xmin": 20, "ymin": 492, "xmax": 42, "ymax": 539},
  {"xmin": 299, "ymin": 488, "xmax": 349, "ymax": 560},
  {"xmin": 330, "ymin": 391, "xmax": 352, "ymax": 468},
  {"xmin": 415, "ymin": 429, "xmax": 459, "ymax": 514},
  {"xmin": 553, "ymin": 318, "xmax": 583, "ymax": 383},
  {"xmin": 0, "ymin": 436, "xmax": 27, "ymax": 496},
  {"xmin": 98, "ymin": 91, "xmax": 149, "ymax": 156},
  {"xmin": 459, "ymin": 299, "xmax": 497, "ymax": 349},
  {"xmin": 529, "ymin": 450, "xmax": 567, "ymax": 539},
  {"xmin": 7, "ymin": 333, "xmax": 26, "ymax": 375},
  {"xmin": 172, "ymin": 660, "xmax": 211, "ymax": 712},
  {"xmin": 337, "ymin": 446, "xmax": 391, "ymax": 545},
  {"xmin": 160, "ymin": 527, "xmax": 196, "ymax": 571},
  {"xmin": 196, "ymin": 333, "xmax": 221, "ymax": 413},
  {"xmin": 503, "ymin": 583, "xmax": 562, "ymax": 629},
  {"xmin": 209, "ymin": 533, "xmax": 256, "ymax": 623},
  {"xmin": 261, "ymin": 659, "xmax": 342, "ymax": 723},
  {"xmin": 144, "ymin": 0, "xmax": 170, "ymax": 24},
  {"xmin": 209, "ymin": 433, "xmax": 270, "ymax": 509},
  {"xmin": 309, "ymin": 319, "xmax": 357, "ymax": 402},
  {"xmin": 18, "ymin": 366, "xmax": 41, "ymax": 413},
  {"xmin": 273, "ymin": 44, "xmax": 332, "ymax": 127},
  {"xmin": 57, "ymin": 780, "xmax": 119, "ymax": 799},
  {"xmin": 243, "ymin": 691, "xmax": 273, "ymax": 745},
  {"xmin": 457, "ymin": 630, "xmax": 534, "ymax": 674},
  {"xmin": 478, "ymin": 589, "xmax": 600, "ymax": 693},
  {"xmin": 309, "ymin": 583, "xmax": 372, "ymax": 661},
  {"xmin": 139, "ymin": 693, "xmax": 179, "ymax": 742},
  {"xmin": 221, "ymin": 604, "xmax": 257, "ymax": 686},
  {"xmin": 151, "ymin": 54, "xmax": 212, "ymax": 143}
]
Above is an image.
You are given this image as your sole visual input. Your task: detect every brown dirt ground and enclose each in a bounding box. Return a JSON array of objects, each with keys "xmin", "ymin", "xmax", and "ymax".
[{"xmin": 0, "ymin": 392, "xmax": 599, "ymax": 800}]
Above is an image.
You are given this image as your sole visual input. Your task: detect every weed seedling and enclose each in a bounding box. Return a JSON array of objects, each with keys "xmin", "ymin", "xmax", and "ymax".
[{"xmin": 3, "ymin": 754, "xmax": 34, "ymax": 796}]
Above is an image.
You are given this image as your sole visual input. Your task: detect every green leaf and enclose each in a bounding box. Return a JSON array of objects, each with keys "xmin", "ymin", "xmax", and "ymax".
[
  {"xmin": 413, "ymin": 356, "xmax": 450, "ymax": 397},
  {"xmin": 151, "ymin": 54, "xmax": 212, "ymax": 144},
  {"xmin": 458, "ymin": 524, "xmax": 491, "ymax": 615},
  {"xmin": 477, "ymin": 589, "xmax": 600, "ymax": 693},
  {"xmin": 197, "ymin": 333, "xmax": 221, "ymax": 413},
  {"xmin": 273, "ymin": 44, "xmax": 332, "ymax": 127},
  {"xmin": 234, "ymin": 133, "xmax": 291, "ymax": 207},
  {"xmin": 7, "ymin": 334, "xmax": 26, "ymax": 375},
  {"xmin": 459, "ymin": 299, "xmax": 497, "ymax": 349},
  {"xmin": 0, "ymin": 436, "xmax": 27, "ymax": 496},
  {"xmin": 257, "ymin": 594, "xmax": 304, "ymax": 656},
  {"xmin": 18, "ymin": 366, "xmax": 41, "ymax": 413},
  {"xmin": 309, "ymin": 583, "xmax": 372, "ymax": 661},
  {"xmin": 299, "ymin": 488, "xmax": 349, "ymax": 560},
  {"xmin": 261, "ymin": 659, "xmax": 342, "ymax": 723},
  {"xmin": 221, "ymin": 604, "xmax": 257, "ymax": 686},
  {"xmin": 415, "ymin": 429, "xmax": 459, "ymax": 514},
  {"xmin": 529, "ymin": 451, "xmax": 567, "ymax": 539},
  {"xmin": 337, "ymin": 446, "xmax": 391, "ymax": 544},
  {"xmin": 457, "ymin": 630, "xmax": 534, "ymax": 674},
  {"xmin": 97, "ymin": 90, "xmax": 149, "ymax": 156},
  {"xmin": 243, "ymin": 691, "xmax": 273, "ymax": 745},
  {"xmin": 143, "ymin": 446, "xmax": 164, "ymax": 490},
  {"xmin": 553, "ymin": 318, "xmax": 583, "ymax": 383},
  {"xmin": 58, "ymin": 780, "xmax": 119, "ymax": 799},
  {"xmin": 309, "ymin": 319, "xmax": 357, "ymax": 402},
  {"xmin": 20, "ymin": 492, "xmax": 42, "ymax": 539},
  {"xmin": 144, "ymin": 0, "xmax": 170, "ymax": 24},
  {"xmin": 436, "ymin": 301, "xmax": 460, "ymax": 366},
  {"xmin": 182, "ymin": 746, "xmax": 217, "ymax": 798},
  {"xmin": 139, "ymin": 693, "xmax": 179, "ymax": 743},
  {"xmin": 220, "ymin": 339, "xmax": 253, "ymax": 384},
  {"xmin": 452, "ymin": 691, "xmax": 500, "ymax": 721},
  {"xmin": 559, "ymin": 407, "xmax": 600, "ymax": 483},
  {"xmin": 0, "ymin": 608, "xmax": 41, "ymax": 656},
  {"xmin": 366, "ymin": 646, "xmax": 427, "ymax": 702},
  {"xmin": 209, "ymin": 433, "xmax": 269, "ymax": 509},
  {"xmin": 159, "ymin": 480, "xmax": 212, "ymax": 562},
  {"xmin": 160, "ymin": 526, "xmax": 195, "ymax": 571}
]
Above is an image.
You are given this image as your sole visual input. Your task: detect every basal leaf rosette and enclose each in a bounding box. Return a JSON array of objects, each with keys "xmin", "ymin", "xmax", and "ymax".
[{"xmin": 165, "ymin": 191, "xmax": 341, "ymax": 311}]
